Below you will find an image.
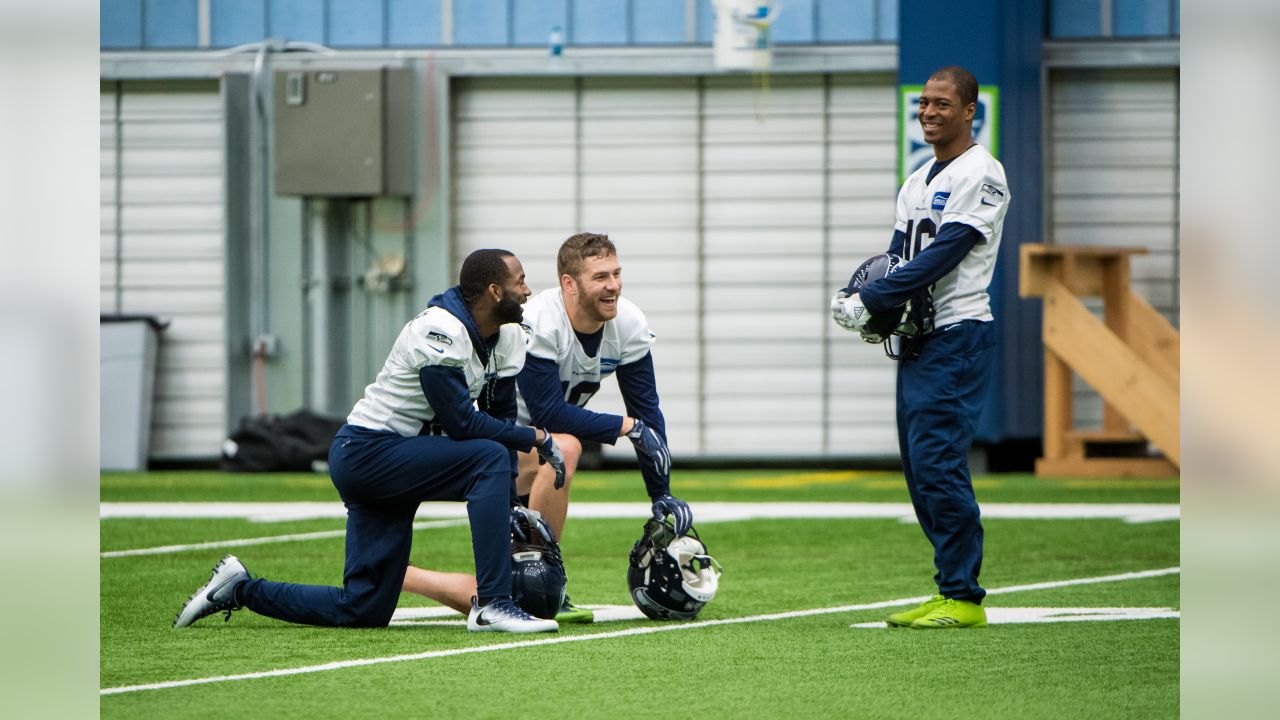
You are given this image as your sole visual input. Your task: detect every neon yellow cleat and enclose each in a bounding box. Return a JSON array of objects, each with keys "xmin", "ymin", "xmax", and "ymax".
[
  {"xmin": 885, "ymin": 594, "xmax": 945, "ymax": 627},
  {"xmin": 554, "ymin": 595, "xmax": 595, "ymax": 624},
  {"xmin": 910, "ymin": 598, "xmax": 988, "ymax": 629}
]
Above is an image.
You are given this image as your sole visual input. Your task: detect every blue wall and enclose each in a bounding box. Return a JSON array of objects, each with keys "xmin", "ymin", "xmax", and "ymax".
[
  {"xmin": 1051, "ymin": 0, "xmax": 1180, "ymax": 38},
  {"xmin": 103, "ymin": 0, "xmax": 908, "ymax": 49},
  {"xmin": 104, "ymin": 0, "xmax": 1180, "ymax": 50}
]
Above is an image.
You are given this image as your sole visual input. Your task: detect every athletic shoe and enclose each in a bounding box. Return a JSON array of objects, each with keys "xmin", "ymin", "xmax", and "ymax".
[
  {"xmin": 174, "ymin": 555, "xmax": 250, "ymax": 628},
  {"xmin": 885, "ymin": 594, "xmax": 945, "ymax": 627},
  {"xmin": 467, "ymin": 597, "xmax": 559, "ymax": 634},
  {"xmin": 910, "ymin": 598, "xmax": 988, "ymax": 629},
  {"xmin": 554, "ymin": 594, "xmax": 595, "ymax": 624}
]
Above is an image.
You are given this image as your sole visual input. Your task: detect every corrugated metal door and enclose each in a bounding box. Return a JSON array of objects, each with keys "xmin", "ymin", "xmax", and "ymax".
[
  {"xmin": 1049, "ymin": 68, "xmax": 1179, "ymax": 427},
  {"xmin": 101, "ymin": 81, "xmax": 226, "ymax": 459},
  {"xmin": 452, "ymin": 74, "xmax": 898, "ymax": 459}
]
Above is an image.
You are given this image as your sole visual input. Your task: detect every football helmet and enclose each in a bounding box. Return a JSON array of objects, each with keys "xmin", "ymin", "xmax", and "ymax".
[
  {"xmin": 627, "ymin": 518, "xmax": 722, "ymax": 621},
  {"xmin": 832, "ymin": 252, "xmax": 935, "ymax": 358},
  {"xmin": 510, "ymin": 507, "xmax": 567, "ymax": 620}
]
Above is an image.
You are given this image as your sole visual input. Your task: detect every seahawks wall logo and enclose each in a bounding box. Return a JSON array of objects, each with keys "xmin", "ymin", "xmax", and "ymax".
[{"xmin": 426, "ymin": 331, "xmax": 453, "ymax": 345}]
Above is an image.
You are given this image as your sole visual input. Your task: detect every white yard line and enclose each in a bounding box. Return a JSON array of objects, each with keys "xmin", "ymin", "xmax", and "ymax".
[
  {"xmin": 100, "ymin": 566, "xmax": 1179, "ymax": 697},
  {"xmin": 100, "ymin": 520, "xmax": 468, "ymax": 559},
  {"xmin": 100, "ymin": 501, "xmax": 1180, "ymax": 524}
]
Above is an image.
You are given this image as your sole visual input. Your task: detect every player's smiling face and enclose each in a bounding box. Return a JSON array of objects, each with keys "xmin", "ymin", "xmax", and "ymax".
[
  {"xmin": 569, "ymin": 253, "xmax": 623, "ymax": 325},
  {"xmin": 918, "ymin": 78, "xmax": 973, "ymax": 149}
]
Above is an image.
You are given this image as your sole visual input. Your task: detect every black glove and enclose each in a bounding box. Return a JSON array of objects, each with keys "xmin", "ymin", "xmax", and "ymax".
[
  {"xmin": 650, "ymin": 493, "xmax": 693, "ymax": 537},
  {"xmin": 626, "ymin": 418, "xmax": 670, "ymax": 481},
  {"xmin": 535, "ymin": 430, "xmax": 566, "ymax": 489}
]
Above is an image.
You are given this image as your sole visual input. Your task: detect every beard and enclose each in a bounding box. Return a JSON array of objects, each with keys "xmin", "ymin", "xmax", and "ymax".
[
  {"xmin": 575, "ymin": 291, "xmax": 617, "ymax": 324},
  {"xmin": 494, "ymin": 293, "xmax": 524, "ymax": 324}
]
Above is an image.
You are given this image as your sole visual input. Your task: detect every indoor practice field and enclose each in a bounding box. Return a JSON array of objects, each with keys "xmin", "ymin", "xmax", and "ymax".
[{"xmin": 100, "ymin": 469, "xmax": 1179, "ymax": 718}]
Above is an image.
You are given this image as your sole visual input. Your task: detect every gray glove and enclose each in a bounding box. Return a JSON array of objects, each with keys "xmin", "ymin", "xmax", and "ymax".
[{"xmin": 535, "ymin": 431, "xmax": 566, "ymax": 489}]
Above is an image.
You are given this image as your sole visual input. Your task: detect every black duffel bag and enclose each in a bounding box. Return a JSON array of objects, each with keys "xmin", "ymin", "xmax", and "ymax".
[{"xmin": 221, "ymin": 410, "xmax": 345, "ymax": 472}]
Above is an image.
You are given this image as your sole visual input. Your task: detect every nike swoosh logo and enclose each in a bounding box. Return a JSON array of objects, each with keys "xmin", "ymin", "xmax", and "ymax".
[
  {"xmin": 475, "ymin": 611, "xmax": 495, "ymax": 626},
  {"xmin": 425, "ymin": 344, "xmax": 445, "ymax": 353},
  {"xmin": 981, "ymin": 199, "xmax": 997, "ymax": 207}
]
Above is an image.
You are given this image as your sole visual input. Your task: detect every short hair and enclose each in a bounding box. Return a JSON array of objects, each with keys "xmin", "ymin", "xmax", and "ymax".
[
  {"xmin": 556, "ymin": 232, "xmax": 617, "ymax": 279},
  {"xmin": 929, "ymin": 66, "xmax": 979, "ymax": 108},
  {"xmin": 459, "ymin": 248, "xmax": 515, "ymax": 303}
]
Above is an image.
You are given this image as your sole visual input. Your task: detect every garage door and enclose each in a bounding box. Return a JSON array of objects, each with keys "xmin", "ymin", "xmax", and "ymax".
[
  {"xmin": 1049, "ymin": 68, "xmax": 1179, "ymax": 428},
  {"xmin": 452, "ymin": 74, "xmax": 899, "ymax": 459},
  {"xmin": 101, "ymin": 81, "xmax": 226, "ymax": 460}
]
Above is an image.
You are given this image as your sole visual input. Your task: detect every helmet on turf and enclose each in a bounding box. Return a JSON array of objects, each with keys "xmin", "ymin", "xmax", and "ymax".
[
  {"xmin": 510, "ymin": 507, "xmax": 567, "ymax": 620},
  {"xmin": 627, "ymin": 518, "xmax": 722, "ymax": 621}
]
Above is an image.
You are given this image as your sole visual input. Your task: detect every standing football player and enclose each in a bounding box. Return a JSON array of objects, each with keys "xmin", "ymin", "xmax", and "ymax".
[
  {"xmin": 832, "ymin": 66, "xmax": 1009, "ymax": 629},
  {"xmin": 174, "ymin": 249, "xmax": 565, "ymax": 634},
  {"xmin": 400, "ymin": 232, "xmax": 691, "ymax": 624}
]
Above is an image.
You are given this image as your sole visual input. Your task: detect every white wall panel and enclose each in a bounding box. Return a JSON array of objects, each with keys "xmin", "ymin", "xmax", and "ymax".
[
  {"xmin": 101, "ymin": 82, "xmax": 226, "ymax": 460},
  {"xmin": 1049, "ymin": 68, "xmax": 1179, "ymax": 430},
  {"xmin": 453, "ymin": 73, "xmax": 900, "ymax": 459}
]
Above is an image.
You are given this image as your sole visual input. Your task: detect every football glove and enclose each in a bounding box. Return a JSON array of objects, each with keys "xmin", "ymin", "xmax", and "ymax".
[
  {"xmin": 830, "ymin": 290, "xmax": 868, "ymax": 332},
  {"xmin": 831, "ymin": 291, "xmax": 884, "ymax": 344},
  {"xmin": 650, "ymin": 494, "xmax": 693, "ymax": 537},
  {"xmin": 535, "ymin": 431, "xmax": 566, "ymax": 489},
  {"xmin": 626, "ymin": 418, "xmax": 671, "ymax": 480}
]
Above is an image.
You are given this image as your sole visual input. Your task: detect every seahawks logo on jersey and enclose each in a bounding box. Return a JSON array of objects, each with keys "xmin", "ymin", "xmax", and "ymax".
[{"xmin": 426, "ymin": 331, "xmax": 453, "ymax": 345}]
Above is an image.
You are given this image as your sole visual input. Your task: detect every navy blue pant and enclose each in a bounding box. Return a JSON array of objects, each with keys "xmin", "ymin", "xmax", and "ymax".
[
  {"xmin": 239, "ymin": 425, "xmax": 513, "ymax": 627},
  {"xmin": 897, "ymin": 320, "xmax": 994, "ymax": 604}
]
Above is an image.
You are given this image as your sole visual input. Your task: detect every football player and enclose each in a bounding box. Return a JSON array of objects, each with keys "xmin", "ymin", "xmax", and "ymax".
[
  {"xmin": 175, "ymin": 249, "xmax": 564, "ymax": 634},
  {"xmin": 832, "ymin": 66, "xmax": 1009, "ymax": 629},
  {"xmin": 401, "ymin": 233, "xmax": 691, "ymax": 624}
]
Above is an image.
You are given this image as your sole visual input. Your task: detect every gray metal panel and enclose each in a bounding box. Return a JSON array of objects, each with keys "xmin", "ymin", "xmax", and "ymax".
[
  {"xmin": 222, "ymin": 74, "xmax": 254, "ymax": 429},
  {"xmin": 1048, "ymin": 68, "xmax": 1179, "ymax": 429},
  {"xmin": 103, "ymin": 81, "xmax": 227, "ymax": 460},
  {"xmin": 274, "ymin": 69, "xmax": 384, "ymax": 195},
  {"xmin": 383, "ymin": 68, "xmax": 418, "ymax": 196}
]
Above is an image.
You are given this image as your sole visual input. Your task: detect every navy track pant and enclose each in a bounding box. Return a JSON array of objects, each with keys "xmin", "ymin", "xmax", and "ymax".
[
  {"xmin": 239, "ymin": 424, "xmax": 513, "ymax": 627},
  {"xmin": 897, "ymin": 319, "xmax": 995, "ymax": 603}
]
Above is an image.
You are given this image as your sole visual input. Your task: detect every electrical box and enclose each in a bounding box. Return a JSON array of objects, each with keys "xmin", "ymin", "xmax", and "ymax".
[{"xmin": 274, "ymin": 68, "xmax": 414, "ymax": 196}]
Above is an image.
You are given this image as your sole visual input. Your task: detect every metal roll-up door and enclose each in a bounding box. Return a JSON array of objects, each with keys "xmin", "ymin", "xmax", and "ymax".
[
  {"xmin": 452, "ymin": 74, "xmax": 899, "ymax": 459},
  {"xmin": 1049, "ymin": 68, "xmax": 1179, "ymax": 428},
  {"xmin": 101, "ymin": 81, "xmax": 226, "ymax": 460}
]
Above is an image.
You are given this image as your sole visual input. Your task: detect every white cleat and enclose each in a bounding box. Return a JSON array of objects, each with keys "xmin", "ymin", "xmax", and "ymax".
[
  {"xmin": 173, "ymin": 555, "xmax": 250, "ymax": 628},
  {"xmin": 466, "ymin": 597, "xmax": 559, "ymax": 634}
]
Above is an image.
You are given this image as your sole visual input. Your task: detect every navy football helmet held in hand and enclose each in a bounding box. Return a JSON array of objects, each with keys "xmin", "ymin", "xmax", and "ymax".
[
  {"xmin": 840, "ymin": 253, "xmax": 908, "ymax": 342},
  {"xmin": 510, "ymin": 507, "xmax": 567, "ymax": 620},
  {"xmin": 627, "ymin": 518, "xmax": 722, "ymax": 621},
  {"xmin": 833, "ymin": 252, "xmax": 935, "ymax": 359}
]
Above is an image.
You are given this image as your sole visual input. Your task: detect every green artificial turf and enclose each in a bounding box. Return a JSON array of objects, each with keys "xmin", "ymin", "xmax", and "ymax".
[
  {"xmin": 101, "ymin": 468, "xmax": 1180, "ymax": 504},
  {"xmin": 100, "ymin": 471, "xmax": 1179, "ymax": 718}
]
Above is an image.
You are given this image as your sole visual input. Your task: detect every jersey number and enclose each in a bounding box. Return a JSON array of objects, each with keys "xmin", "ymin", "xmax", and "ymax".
[
  {"xmin": 562, "ymin": 381, "xmax": 601, "ymax": 408},
  {"xmin": 903, "ymin": 218, "xmax": 937, "ymax": 261}
]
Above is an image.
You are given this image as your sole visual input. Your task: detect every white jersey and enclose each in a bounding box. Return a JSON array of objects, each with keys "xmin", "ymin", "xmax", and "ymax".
[
  {"xmin": 516, "ymin": 288, "xmax": 655, "ymax": 424},
  {"xmin": 347, "ymin": 306, "xmax": 526, "ymax": 436},
  {"xmin": 895, "ymin": 144, "xmax": 1009, "ymax": 326}
]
